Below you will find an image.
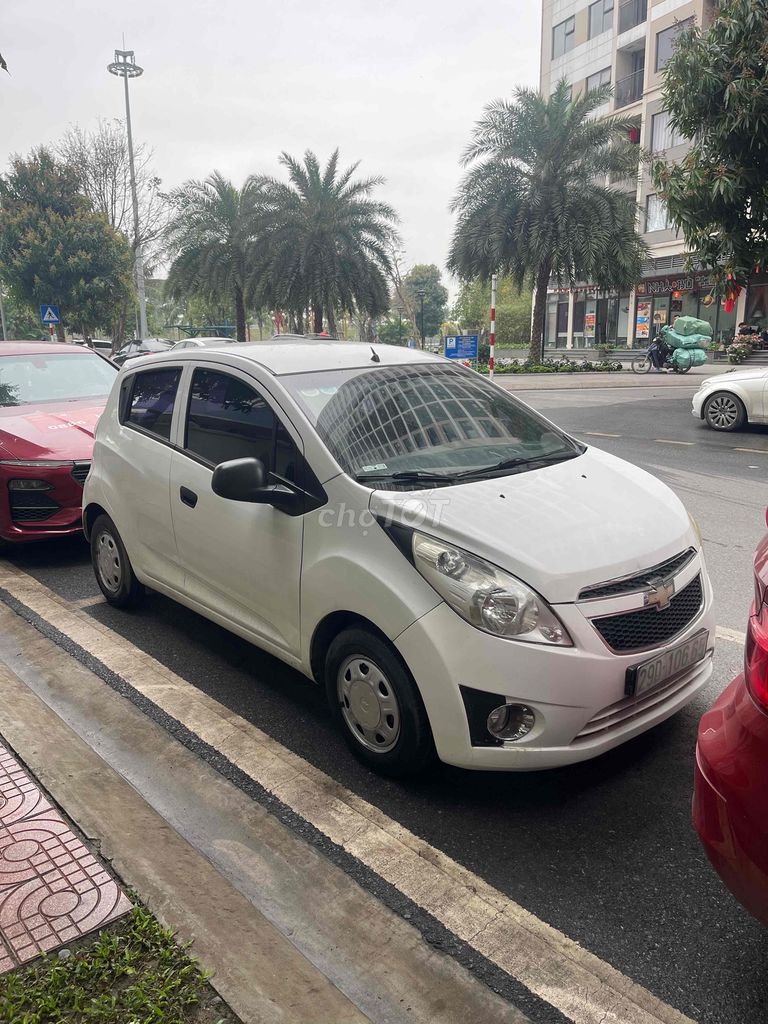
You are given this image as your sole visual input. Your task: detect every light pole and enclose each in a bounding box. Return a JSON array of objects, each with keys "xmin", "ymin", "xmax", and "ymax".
[
  {"xmin": 396, "ymin": 305, "xmax": 404, "ymax": 345},
  {"xmin": 108, "ymin": 48, "xmax": 148, "ymax": 341},
  {"xmin": 417, "ymin": 289, "xmax": 426, "ymax": 349},
  {"xmin": 0, "ymin": 281, "xmax": 7, "ymax": 342}
]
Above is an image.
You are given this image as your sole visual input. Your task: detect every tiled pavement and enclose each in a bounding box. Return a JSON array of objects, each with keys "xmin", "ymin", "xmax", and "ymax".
[{"xmin": 0, "ymin": 742, "xmax": 131, "ymax": 972}]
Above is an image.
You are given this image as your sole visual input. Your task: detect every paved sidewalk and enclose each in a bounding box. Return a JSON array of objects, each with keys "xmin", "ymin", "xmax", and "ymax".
[
  {"xmin": 494, "ymin": 364, "xmax": 732, "ymax": 391},
  {"xmin": 0, "ymin": 742, "xmax": 130, "ymax": 971}
]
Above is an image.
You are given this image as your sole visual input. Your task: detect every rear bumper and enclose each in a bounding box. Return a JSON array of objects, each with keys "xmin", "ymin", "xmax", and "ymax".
[{"xmin": 693, "ymin": 674, "xmax": 768, "ymax": 925}]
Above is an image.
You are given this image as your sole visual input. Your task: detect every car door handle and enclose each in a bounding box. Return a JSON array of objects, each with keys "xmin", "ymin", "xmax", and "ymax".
[{"xmin": 179, "ymin": 486, "xmax": 198, "ymax": 509}]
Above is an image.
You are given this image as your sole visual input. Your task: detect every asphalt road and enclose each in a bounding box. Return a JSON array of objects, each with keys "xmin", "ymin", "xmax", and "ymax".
[{"xmin": 4, "ymin": 384, "xmax": 768, "ymax": 1024}]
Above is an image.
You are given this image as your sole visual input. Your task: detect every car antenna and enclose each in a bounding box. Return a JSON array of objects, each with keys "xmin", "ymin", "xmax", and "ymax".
[{"xmin": 370, "ymin": 346, "xmax": 380, "ymax": 363}]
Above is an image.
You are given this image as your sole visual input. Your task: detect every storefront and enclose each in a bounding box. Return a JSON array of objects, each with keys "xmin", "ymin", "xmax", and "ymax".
[
  {"xmin": 746, "ymin": 272, "xmax": 768, "ymax": 327},
  {"xmin": 634, "ymin": 271, "xmax": 736, "ymax": 347},
  {"xmin": 545, "ymin": 288, "xmax": 632, "ymax": 348}
]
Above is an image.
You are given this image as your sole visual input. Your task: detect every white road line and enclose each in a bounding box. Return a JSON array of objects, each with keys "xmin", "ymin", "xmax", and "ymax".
[
  {"xmin": 584, "ymin": 431, "xmax": 622, "ymax": 438},
  {"xmin": 654, "ymin": 440, "xmax": 695, "ymax": 446},
  {"xmin": 715, "ymin": 625, "xmax": 746, "ymax": 645},
  {"xmin": 733, "ymin": 447, "xmax": 768, "ymax": 455},
  {"xmin": 0, "ymin": 563, "xmax": 696, "ymax": 1024}
]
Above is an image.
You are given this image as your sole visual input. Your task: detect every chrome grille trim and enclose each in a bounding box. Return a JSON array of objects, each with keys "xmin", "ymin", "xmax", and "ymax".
[{"xmin": 578, "ymin": 548, "xmax": 696, "ymax": 602}]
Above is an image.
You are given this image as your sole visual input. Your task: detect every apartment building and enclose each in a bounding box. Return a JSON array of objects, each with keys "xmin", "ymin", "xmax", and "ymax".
[{"xmin": 539, "ymin": 0, "xmax": 747, "ymax": 350}]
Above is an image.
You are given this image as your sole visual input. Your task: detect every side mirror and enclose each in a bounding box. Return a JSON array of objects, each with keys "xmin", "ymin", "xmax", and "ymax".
[
  {"xmin": 211, "ymin": 458, "xmax": 267, "ymax": 502},
  {"xmin": 211, "ymin": 457, "xmax": 304, "ymax": 515}
]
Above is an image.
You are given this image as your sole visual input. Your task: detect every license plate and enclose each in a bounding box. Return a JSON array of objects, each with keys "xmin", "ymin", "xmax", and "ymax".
[{"xmin": 625, "ymin": 630, "xmax": 710, "ymax": 698}]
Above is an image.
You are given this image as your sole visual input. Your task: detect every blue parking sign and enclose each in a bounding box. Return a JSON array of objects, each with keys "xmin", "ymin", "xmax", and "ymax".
[{"xmin": 444, "ymin": 335, "xmax": 479, "ymax": 359}]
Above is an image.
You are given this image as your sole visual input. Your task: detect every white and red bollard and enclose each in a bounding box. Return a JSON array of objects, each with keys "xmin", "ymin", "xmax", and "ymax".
[{"xmin": 489, "ymin": 273, "xmax": 497, "ymax": 380}]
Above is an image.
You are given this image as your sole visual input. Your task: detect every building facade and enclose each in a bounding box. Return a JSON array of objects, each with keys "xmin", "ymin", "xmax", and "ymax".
[{"xmin": 539, "ymin": 0, "xmax": 744, "ymax": 349}]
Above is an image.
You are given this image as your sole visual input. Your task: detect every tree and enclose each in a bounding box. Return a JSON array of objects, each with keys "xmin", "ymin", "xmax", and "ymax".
[
  {"xmin": 453, "ymin": 277, "xmax": 533, "ymax": 347},
  {"xmin": 165, "ymin": 172, "xmax": 267, "ymax": 344},
  {"xmin": 652, "ymin": 1, "xmax": 768, "ymax": 294},
  {"xmin": 449, "ymin": 82, "xmax": 646, "ymax": 362},
  {"xmin": 377, "ymin": 312, "xmax": 410, "ymax": 346},
  {"xmin": 0, "ymin": 148, "xmax": 134, "ymax": 341},
  {"xmin": 402, "ymin": 264, "xmax": 448, "ymax": 342},
  {"xmin": 262, "ymin": 149, "xmax": 399, "ymax": 335}
]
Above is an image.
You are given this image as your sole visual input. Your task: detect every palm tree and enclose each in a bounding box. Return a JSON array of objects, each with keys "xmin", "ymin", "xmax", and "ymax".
[
  {"xmin": 449, "ymin": 81, "xmax": 647, "ymax": 362},
  {"xmin": 165, "ymin": 172, "xmax": 266, "ymax": 343},
  {"xmin": 262, "ymin": 150, "xmax": 398, "ymax": 335}
]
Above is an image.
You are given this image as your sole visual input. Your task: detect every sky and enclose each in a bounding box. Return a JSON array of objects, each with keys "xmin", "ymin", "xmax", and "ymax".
[{"xmin": 1, "ymin": 1, "xmax": 541, "ymax": 284}]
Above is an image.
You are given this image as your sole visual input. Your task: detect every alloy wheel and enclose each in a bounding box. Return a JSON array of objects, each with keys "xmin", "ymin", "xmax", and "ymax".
[
  {"xmin": 337, "ymin": 655, "xmax": 401, "ymax": 753},
  {"xmin": 706, "ymin": 394, "xmax": 741, "ymax": 429}
]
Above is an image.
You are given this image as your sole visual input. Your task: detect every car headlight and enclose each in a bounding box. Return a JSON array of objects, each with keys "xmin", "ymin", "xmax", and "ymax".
[{"xmin": 410, "ymin": 531, "xmax": 571, "ymax": 646}]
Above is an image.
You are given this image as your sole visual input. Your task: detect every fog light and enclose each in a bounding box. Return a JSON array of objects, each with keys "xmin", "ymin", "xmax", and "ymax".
[
  {"xmin": 8, "ymin": 479, "xmax": 51, "ymax": 491},
  {"xmin": 487, "ymin": 703, "xmax": 536, "ymax": 742}
]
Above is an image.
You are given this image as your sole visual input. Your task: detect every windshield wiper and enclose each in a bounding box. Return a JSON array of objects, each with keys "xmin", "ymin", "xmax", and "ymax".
[
  {"xmin": 452, "ymin": 448, "xmax": 583, "ymax": 480},
  {"xmin": 354, "ymin": 470, "xmax": 457, "ymax": 485}
]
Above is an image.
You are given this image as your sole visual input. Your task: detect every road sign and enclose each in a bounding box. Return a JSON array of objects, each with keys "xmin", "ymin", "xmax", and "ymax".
[
  {"xmin": 40, "ymin": 304, "xmax": 60, "ymax": 325},
  {"xmin": 444, "ymin": 335, "xmax": 479, "ymax": 360}
]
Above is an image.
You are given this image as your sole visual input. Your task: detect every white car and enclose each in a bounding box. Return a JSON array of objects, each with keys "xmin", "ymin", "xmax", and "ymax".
[
  {"xmin": 692, "ymin": 366, "xmax": 768, "ymax": 431},
  {"xmin": 170, "ymin": 337, "xmax": 233, "ymax": 351},
  {"xmin": 83, "ymin": 342, "xmax": 714, "ymax": 776}
]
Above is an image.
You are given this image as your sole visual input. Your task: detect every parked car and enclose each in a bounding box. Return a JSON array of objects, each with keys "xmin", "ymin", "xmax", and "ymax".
[
  {"xmin": 170, "ymin": 337, "xmax": 233, "ymax": 351},
  {"xmin": 112, "ymin": 338, "xmax": 173, "ymax": 367},
  {"xmin": 83, "ymin": 342, "xmax": 714, "ymax": 776},
  {"xmin": 693, "ymin": 516, "xmax": 768, "ymax": 925},
  {"xmin": 0, "ymin": 342, "xmax": 118, "ymax": 547},
  {"xmin": 74, "ymin": 339, "xmax": 113, "ymax": 355},
  {"xmin": 692, "ymin": 367, "xmax": 768, "ymax": 431}
]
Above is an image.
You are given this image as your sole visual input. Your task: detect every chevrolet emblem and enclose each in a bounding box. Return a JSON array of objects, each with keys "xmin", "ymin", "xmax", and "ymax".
[{"xmin": 644, "ymin": 576, "xmax": 675, "ymax": 611}]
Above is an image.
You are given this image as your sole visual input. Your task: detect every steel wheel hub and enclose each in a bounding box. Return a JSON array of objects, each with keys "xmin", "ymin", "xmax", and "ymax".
[
  {"xmin": 708, "ymin": 395, "xmax": 739, "ymax": 428},
  {"xmin": 96, "ymin": 531, "xmax": 122, "ymax": 593},
  {"xmin": 338, "ymin": 656, "xmax": 401, "ymax": 753}
]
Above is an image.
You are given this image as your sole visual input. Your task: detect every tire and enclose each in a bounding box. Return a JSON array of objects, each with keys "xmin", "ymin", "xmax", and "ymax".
[
  {"xmin": 703, "ymin": 391, "xmax": 747, "ymax": 432},
  {"xmin": 631, "ymin": 356, "xmax": 651, "ymax": 374},
  {"xmin": 325, "ymin": 627, "xmax": 435, "ymax": 777},
  {"xmin": 90, "ymin": 514, "xmax": 144, "ymax": 608}
]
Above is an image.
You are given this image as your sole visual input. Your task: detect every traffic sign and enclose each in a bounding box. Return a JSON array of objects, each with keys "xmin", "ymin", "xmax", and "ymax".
[
  {"xmin": 444, "ymin": 335, "xmax": 479, "ymax": 360},
  {"xmin": 40, "ymin": 304, "xmax": 60, "ymax": 325}
]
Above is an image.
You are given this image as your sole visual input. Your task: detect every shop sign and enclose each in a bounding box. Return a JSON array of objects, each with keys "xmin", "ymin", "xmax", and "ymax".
[{"xmin": 637, "ymin": 272, "xmax": 715, "ymax": 296}]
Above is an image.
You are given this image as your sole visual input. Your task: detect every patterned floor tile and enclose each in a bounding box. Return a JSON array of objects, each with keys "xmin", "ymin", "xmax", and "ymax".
[{"xmin": 0, "ymin": 743, "xmax": 131, "ymax": 972}]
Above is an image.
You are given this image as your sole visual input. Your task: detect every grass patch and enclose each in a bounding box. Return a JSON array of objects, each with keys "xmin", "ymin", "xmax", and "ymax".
[{"xmin": 0, "ymin": 905, "xmax": 237, "ymax": 1023}]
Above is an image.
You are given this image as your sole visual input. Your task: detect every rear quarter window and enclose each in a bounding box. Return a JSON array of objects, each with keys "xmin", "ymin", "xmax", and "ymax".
[{"xmin": 121, "ymin": 367, "xmax": 182, "ymax": 441}]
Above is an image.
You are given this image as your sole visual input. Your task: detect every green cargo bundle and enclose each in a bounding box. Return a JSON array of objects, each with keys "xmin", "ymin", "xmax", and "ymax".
[
  {"xmin": 660, "ymin": 317, "xmax": 710, "ymax": 372},
  {"xmin": 669, "ymin": 315, "xmax": 713, "ymax": 338},
  {"xmin": 670, "ymin": 348, "xmax": 708, "ymax": 370}
]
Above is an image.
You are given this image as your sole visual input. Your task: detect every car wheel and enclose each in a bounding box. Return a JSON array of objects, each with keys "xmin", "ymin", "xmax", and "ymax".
[
  {"xmin": 325, "ymin": 627, "xmax": 435, "ymax": 777},
  {"xmin": 91, "ymin": 514, "xmax": 144, "ymax": 608},
  {"xmin": 704, "ymin": 391, "xmax": 747, "ymax": 432}
]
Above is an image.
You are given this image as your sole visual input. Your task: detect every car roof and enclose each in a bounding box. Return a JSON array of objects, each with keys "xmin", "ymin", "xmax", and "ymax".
[
  {"xmin": 148, "ymin": 339, "xmax": 441, "ymax": 375},
  {"xmin": 0, "ymin": 341, "xmax": 96, "ymax": 356}
]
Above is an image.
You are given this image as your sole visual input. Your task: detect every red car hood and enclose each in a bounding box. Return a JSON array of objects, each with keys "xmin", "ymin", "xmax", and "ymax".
[{"xmin": 0, "ymin": 399, "xmax": 105, "ymax": 462}]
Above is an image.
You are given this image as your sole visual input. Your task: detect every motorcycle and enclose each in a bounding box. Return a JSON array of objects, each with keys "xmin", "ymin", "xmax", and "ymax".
[{"xmin": 631, "ymin": 339, "xmax": 691, "ymax": 375}]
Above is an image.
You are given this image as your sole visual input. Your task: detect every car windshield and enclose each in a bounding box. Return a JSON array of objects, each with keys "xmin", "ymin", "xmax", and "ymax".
[
  {"xmin": 0, "ymin": 352, "xmax": 117, "ymax": 407},
  {"xmin": 283, "ymin": 362, "xmax": 583, "ymax": 488}
]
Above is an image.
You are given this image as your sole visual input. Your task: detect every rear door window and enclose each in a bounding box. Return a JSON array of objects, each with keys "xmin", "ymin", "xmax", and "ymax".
[{"xmin": 123, "ymin": 367, "xmax": 182, "ymax": 441}]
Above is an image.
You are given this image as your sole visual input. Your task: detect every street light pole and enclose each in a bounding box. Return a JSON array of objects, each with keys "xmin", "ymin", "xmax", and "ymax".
[
  {"xmin": 417, "ymin": 289, "xmax": 426, "ymax": 349},
  {"xmin": 396, "ymin": 305, "xmax": 404, "ymax": 345},
  {"xmin": 108, "ymin": 48, "xmax": 148, "ymax": 341},
  {"xmin": 0, "ymin": 281, "xmax": 7, "ymax": 342}
]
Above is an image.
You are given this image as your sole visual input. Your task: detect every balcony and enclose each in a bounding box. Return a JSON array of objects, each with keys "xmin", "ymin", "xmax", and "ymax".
[
  {"xmin": 618, "ymin": 0, "xmax": 647, "ymax": 34},
  {"xmin": 615, "ymin": 68, "xmax": 644, "ymax": 108}
]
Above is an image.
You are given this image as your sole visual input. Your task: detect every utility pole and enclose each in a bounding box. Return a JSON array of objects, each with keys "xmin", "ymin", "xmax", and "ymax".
[
  {"xmin": 396, "ymin": 305, "xmax": 404, "ymax": 345},
  {"xmin": 418, "ymin": 289, "xmax": 426, "ymax": 350},
  {"xmin": 0, "ymin": 281, "xmax": 7, "ymax": 342},
  {"xmin": 108, "ymin": 48, "xmax": 148, "ymax": 341}
]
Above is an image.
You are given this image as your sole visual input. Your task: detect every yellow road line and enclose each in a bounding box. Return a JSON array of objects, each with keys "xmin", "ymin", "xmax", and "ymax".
[{"xmin": 0, "ymin": 563, "xmax": 696, "ymax": 1024}]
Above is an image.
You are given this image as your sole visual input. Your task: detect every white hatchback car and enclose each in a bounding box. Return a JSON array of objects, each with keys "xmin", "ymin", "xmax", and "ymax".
[
  {"xmin": 83, "ymin": 342, "xmax": 714, "ymax": 776},
  {"xmin": 692, "ymin": 366, "xmax": 768, "ymax": 431}
]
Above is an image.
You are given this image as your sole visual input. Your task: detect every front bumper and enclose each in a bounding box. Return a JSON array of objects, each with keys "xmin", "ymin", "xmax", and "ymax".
[
  {"xmin": 0, "ymin": 463, "xmax": 89, "ymax": 544},
  {"xmin": 693, "ymin": 674, "xmax": 768, "ymax": 925},
  {"xmin": 395, "ymin": 560, "xmax": 715, "ymax": 770},
  {"xmin": 691, "ymin": 391, "xmax": 706, "ymax": 419}
]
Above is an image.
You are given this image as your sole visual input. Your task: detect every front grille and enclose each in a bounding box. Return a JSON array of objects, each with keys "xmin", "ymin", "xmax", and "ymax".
[
  {"xmin": 9, "ymin": 491, "xmax": 60, "ymax": 523},
  {"xmin": 592, "ymin": 574, "xmax": 703, "ymax": 653},
  {"xmin": 579, "ymin": 548, "xmax": 695, "ymax": 601},
  {"xmin": 72, "ymin": 462, "xmax": 91, "ymax": 485}
]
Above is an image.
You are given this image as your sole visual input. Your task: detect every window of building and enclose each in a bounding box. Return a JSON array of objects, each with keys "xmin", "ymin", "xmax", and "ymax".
[
  {"xmin": 588, "ymin": 0, "xmax": 614, "ymax": 38},
  {"xmin": 655, "ymin": 18, "xmax": 694, "ymax": 72},
  {"xmin": 184, "ymin": 369, "xmax": 299, "ymax": 481},
  {"xmin": 552, "ymin": 16, "xmax": 575, "ymax": 58},
  {"xmin": 650, "ymin": 109, "xmax": 685, "ymax": 152},
  {"xmin": 586, "ymin": 67, "xmax": 611, "ymax": 93},
  {"xmin": 645, "ymin": 194, "xmax": 672, "ymax": 233},
  {"xmin": 123, "ymin": 367, "xmax": 181, "ymax": 441}
]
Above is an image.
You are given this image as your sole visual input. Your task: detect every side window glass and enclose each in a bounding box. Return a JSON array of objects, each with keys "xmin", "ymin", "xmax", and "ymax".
[
  {"xmin": 185, "ymin": 369, "xmax": 276, "ymax": 468},
  {"xmin": 124, "ymin": 367, "xmax": 181, "ymax": 441}
]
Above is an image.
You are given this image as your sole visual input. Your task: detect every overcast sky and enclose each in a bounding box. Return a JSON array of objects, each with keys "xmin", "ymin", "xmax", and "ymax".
[{"xmin": 2, "ymin": 1, "xmax": 540, "ymax": 282}]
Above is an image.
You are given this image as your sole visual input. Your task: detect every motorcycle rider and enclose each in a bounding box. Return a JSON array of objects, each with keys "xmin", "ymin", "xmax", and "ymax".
[{"xmin": 648, "ymin": 329, "xmax": 670, "ymax": 372}]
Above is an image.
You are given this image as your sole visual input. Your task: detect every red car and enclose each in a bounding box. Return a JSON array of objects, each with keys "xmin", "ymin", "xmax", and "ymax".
[
  {"xmin": 0, "ymin": 342, "xmax": 117, "ymax": 547},
  {"xmin": 694, "ymin": 516, "xmax": 768, "ymax": 925}
]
